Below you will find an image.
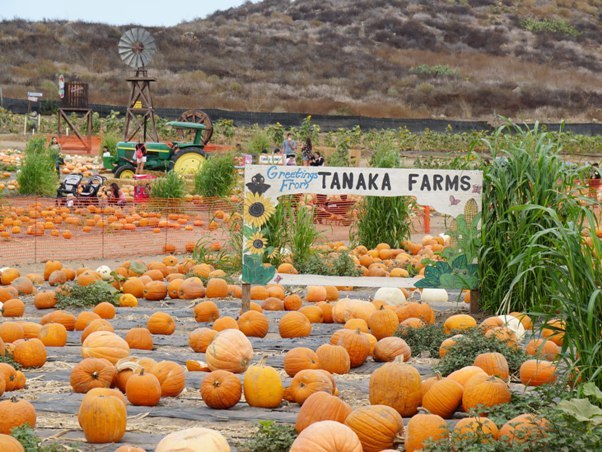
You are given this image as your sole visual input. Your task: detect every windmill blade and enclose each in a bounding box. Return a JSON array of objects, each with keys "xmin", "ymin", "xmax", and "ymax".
[{"xmin": 118, "ymin": 27, "xmax": 156, "ymax": 69}]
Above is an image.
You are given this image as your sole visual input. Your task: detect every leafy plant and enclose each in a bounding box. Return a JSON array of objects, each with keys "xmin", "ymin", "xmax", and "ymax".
[
  {"xmin": 11, "ymin": 425, "xmax": 65, "ymax": 452},
  {"xmin": 214, "ymin": 119, "xmax": 236, "ymax": 140},
  {"xmin": 247, "ymin": 126, "xmax": 272, "ymax": 154},
  {"xmin": 521, "ymin": 17, "xmax": 580, "ymax": 37},
  {"xmin": 435, "ymin": 327, "xmax": 527, "ymax": 376},
  {"xmin": 194, "ymin": 154, "xmax": 237, "ymax": 197},
  {"xmin": 192, "ymin": 234, "xmax": 241, "ymax": 277},
  {"xmin": 396, "ymin": 324, "xmax": 447, "ymax": 357},
  {"xmin": 351, "ymin": 141, "xmax": 413, "ymax": 248},
  {"xmin": 151, "ymin": 171, "xmax": 186, "ymax": 199},
  {"xmin": 56, "ymin": 281, "xmax": 118, "ymax": 309},
  {"xmin": 99, "ymin": 132, "xmax": 119, "ymax": 157},
  {"xmin": 289, "ymin": 204, "xmax": 321, "ymax": 268},
  {"xmin": 423, "ymin": 384, "xmax": 602, "ymax": 451},
  {"xmin": 241, "ymin": 420, "xmax": 297, "ymax": 452},
  {"xmin": 297, "ymin": 251, "xmax": 361, "ymax": 277},
  {"xmin": 17, "ymin": 136, "xmax": 58, "ymax": 196},
  {"xmin": 0, "ymin": 352, "xmax": 22, "ymax": 370}
]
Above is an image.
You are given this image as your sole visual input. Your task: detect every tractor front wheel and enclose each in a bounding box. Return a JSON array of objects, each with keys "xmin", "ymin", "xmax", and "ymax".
[
  {"xmin": 115, "ymin": 164, "xmax": 136, "ymax": 179},
  {"xmin": 171, "ymin": 148, "xmax": 207, "ymax": 175}
]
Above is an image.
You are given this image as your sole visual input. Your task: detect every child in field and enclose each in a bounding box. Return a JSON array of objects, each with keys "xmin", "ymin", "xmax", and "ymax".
[{"xmin": 135, "ymin": 142, "xmax": 147, "ymax": 174}]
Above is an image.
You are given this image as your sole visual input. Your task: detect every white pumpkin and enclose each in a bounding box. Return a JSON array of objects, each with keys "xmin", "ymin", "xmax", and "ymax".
[
  {"xmin": 496, "ymin": 315, "xmax": 526, "ymax": 341},
  {"xmin": 155, "ymin": 427, "xmax": 230, "ymax": 452},
  {"xmin": 420, "ymin": 288, "xmax": 449, "ymax": 303},
  {"xmin": 374, "ymin": 287, "xmax": 406, "ymax": 306},
  {"xmin": 95, "ymin": 265, "xmax": 112, "ymax": 281}
]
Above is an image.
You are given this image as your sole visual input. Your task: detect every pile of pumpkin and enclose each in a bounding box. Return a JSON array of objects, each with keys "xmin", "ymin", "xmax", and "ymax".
[
  {"xmin": 0, "ymin": 258, "xmax": 564, "ymax": 450},
  {"xmin": 0, "ymin": 200, "xmax": 233, "ymax": 244},
  {"xmin": 279, "ymin": 237, "xmax": 448, "ymax": 279}
]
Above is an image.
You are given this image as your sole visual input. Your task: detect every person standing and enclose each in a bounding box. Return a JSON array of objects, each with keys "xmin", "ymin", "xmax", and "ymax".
[
  {"xmin": 135, "ymin": 142, "xmax": 147, "ymax": 175},
  {"xmin": 50, "ymin": 137, "xmax": 64, "ymax": 176},
  {"xmin": 282, "ymin": 133, "xmax": 297, "ymax": 160},
  {"xmin": 301, "ymin": 137, "xmax": 313, "ymax": 166}
]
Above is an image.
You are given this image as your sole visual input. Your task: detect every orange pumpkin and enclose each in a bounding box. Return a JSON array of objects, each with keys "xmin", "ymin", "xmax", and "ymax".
[
  {"xmin": 81, "ymin": 331, "xmax": 130, "ymax": 364},
  {"xmin": 70, "ymin": 358, "xmax": 117, "ymax": 393},
  {"xmin": 405, "ymin": 411, "xmax": 449, "ymax": 452},
  {"xmin": 205, "ymin": 329, "xmax": 253, "ymax": 373},
  {"xmin": 373, "ymin": 337, "xmax": 411, "ymax": 362},
  {"xmin": 283, "ymin": 294, "xmax": 303, "ymax": 311},
  {"xmin": 93, "ymin": 302, "xmax": 116, "ymax": 319},
  {"xmin": 188, "ymin": 328, "xmax": 218, "ymax": 353},
  {"xmin": 453, "ymin": 416, "xmax": 500, "ymax": 444},
  {"xmin": 316, "ymin": 344, "xmax": 350, "ymax": 375},
  {"xmin": 205, "ymin": 278, "xmax": 228, "ymax": 298},
  {"xmin": 279, "ymin": 311, "xmax": 311, "ymax": 338},
  {"xmin": 286, "ymin": 369, "xmax": 337, "ymax": 405},
  {"xmin": 290, "ymin": 420, "xmax": 362, "ymax": 452},
  {"xmin": 143, "ymin": 281, "xmax": 168, "ymax": 301},
  {"xmin": 212, "ymin": 316, "xmax": 239, "ymax": 331},
  {"xmin": 193, "ymin": 300, "xmax": 220, "ymax": 322},
  {"xmin": 369, "ymin": 357, "xmax": 422, "ymax": 417},
  {"xmin": 344, "ymin": 404, "xmax": 404, "ymax": 452},
  {"xmin": 296, "ymin": 391, "xmax": 352, "ymax": 433},
  {"xmin": 525, "ymin": 338, "xmax": 560, "ymax": 361},
  {"xmin": 499, "ymin": 414, "xmax": 549, "ymax": 444},
  {"xmin": 147, "ymin": 312, "xmax": 176, "ymax": 335},
  {"xmin": 125, "ymin": 328, "xmax": 154, "ymax": 350},
  {"xmin": 519, "ymin": 360, "xmax": 557, "ymax": 386},
  {"xmin": 74, "ymin": 311, "xmax": 101, "ymax": 331},
  {"xmin": 284, "ymin": 347, "xmax": 320, "ymax": 377},
  {"xmin": 200, "ymin": 370, "xmax": 242, "ymax": 409},
  {"xmin": 39, "ymin": 323, "xmax": 68, "ymax": 347},
  {"xmin": 152, "ymin": 360, "xmax": 186, "ymax": 397},
  {"xmin": 0, "ymin": 298, "xmax": 25, "ymax": 317},
  {"xmin": 237, "ymin": 310, "xmax": 269, "ymax": 338},
  {"xmin": 473, "ymin": 352, "xmax": 509, "ymax": 380},
  {"xmin": 422, "ymin": 378, "xmax": 463, "ymax": 419},
  {"xmin": 178, "ymin": 277, "xmax": 205, "ymax": 299},
  {"xmin": 462, "ymin": 374, "xmax": 511, "ymax": 413},
  {"xmin": 12, "ymin": 338, "xmax": 47, "ymax": 368}
]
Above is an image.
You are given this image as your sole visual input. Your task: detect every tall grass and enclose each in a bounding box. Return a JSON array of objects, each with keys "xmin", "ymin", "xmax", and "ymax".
[
  {"xmin": 262, "ymin": 196, "xmax": 321, "ymax": 267},
  {"xmin": 506, "ymin": 205, "xmax": 601, "ymax": 388},
  {"xmin": 150, "ymin": 171, "xmax": 186, "ymax": 199},
  {"xmin": 17, "ymin": 136, "xmax": 58, "ymax": 196},
  {"xmin": 99, "ymin": 132, "xmax": 119, "ymax": 157},
  {"xmin": 351, "ymin": 140, "xmax": 412, "ymax": 249},
  {"xmin": 479, "ymin": 121, "xmax": 586, "ymax": 313},
  {"xmin": 194, "ymin": 154, "xmax": 237, "ymax": 197}
]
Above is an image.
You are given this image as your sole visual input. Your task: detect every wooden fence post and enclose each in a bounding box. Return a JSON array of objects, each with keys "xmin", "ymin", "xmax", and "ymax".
[{"xmin": 242, "ymin": 283, "xmax": 251, "ymax": 313}]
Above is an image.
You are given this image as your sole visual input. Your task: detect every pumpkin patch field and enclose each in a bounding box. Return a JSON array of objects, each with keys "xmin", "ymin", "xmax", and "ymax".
[{"xmin": 0, "ymin": 254, "xmax": 593, "ymax": 452}]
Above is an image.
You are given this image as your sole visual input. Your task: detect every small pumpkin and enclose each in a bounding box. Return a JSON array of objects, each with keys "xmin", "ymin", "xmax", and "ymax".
[
  {"xmin": 462, "ymin": 374, "xmax": 511, "ymax": 413},
  {"xmin": 41, "ymin": 310, "xmax": 76, "ymax": 331},
  {"xmin": 0, "ymin": 433, "xmax": 24, "ymax": 451},
  {"xmin": 200, "ymin": 370, "xmax": 242, "ymax": 409},
  {"xmin": 125, "ymin": 328, "xmax": 154, "ymax": 350},
  {"xmin": 33, "ymin": 290, "xmax": 57, "ymax": 309},
  {"xmin": 155, "ymin": 427, "xmax": 230, "ymax": 452},
  {"xmin": 286, "ymin": 369, "xmax": 337, "ymax": 405},
  {"xmin": 212, "ymin": 316, "xmax": 239, "ymax": 331},
  {"xmin": 77, "ymin": 393, "xmax": 126, "ymax": 443},
  {"xmin": 119, "ymin": 293, "xmax": 138, "ymax": 307},
  {"xmin": 290, "ymin": 420, "xmax": 362, "ymax": 452},
  {"xmin": 243, "ymin": 356, "xmax": 283, "ymax": 408},
  {"xmin": 279, "ymin": 311, "xmax": 312, "ymax": 338},
  {"xmin": 188, "ymin": 328, "xmax": 218, "ymax": 353},
  {"xmin": 453, "ymin": 417, "xmax": 500, "ymax": 444},
  {"xmin": 92, "ymin": 302, "xmax": 116, "ymax": 319},
  {"xmin": 0, "ymin": 299, "xmax": 25, "ymax": 317},
  {"xmin": 344, "ymin": 404, "xmax": 404, "ymax": 452},
  {"xmin": 179, "ymin": 277, "xmax": 205, "ymax": 299},
  {"xmin": 12, "ymin": 338, "xmax": 47, "ymax": 368},
  {"xmin": 473, "ymin": 352, "xmax": 509, "ymax": 380},
  {"xmin": 316, "ymin": 344, "xmax": 350, "ymax": 375},
  {"xmin": 296, "ymin": 391, "xmax": 352, "ymax": 433},
  {"xmin": 147, "ymin": 311, "xmax": 176, "ymax": 335},
  {"xmin": 143, "ymin": 281, "xmax": 168, "ymax": 301},
  {"xmin": 70, "ymin": 358, "xmax": 117, "ymax": 393},
  {"xmin": 499, "ymin": 414, "xmax": 549, "ymax": 444},
  {"xmin": 338, "ymin": 329, "xmax": 370, "ymax": 368},
  {"xmin": 152, "ymin": 360, "xmax": 186, "ymax": 397},
  {"xmin": 39, "ymin": 323, "xmax": 68, "ymax": 347},
  {"xmin": 519, "ymin": 360, "xmax": 557, "ymax": 387},
  {"xmin": 0, "ymin": 398, "xmax": 36, "ymax": 434},
  {"xmin": 422, "ymin": 378, "xmax": 463, "ymax": 419},
  {"xmin": 74, "ymin": 311, "xmax": 101, "ymax": 331},
  {"xmin": 284, "ymin": 347, "xmax": 320, "ymax": 377},
  {"xmin": 405, "ymin": 410, "xmax": 449, "ymax": 452},
  {"xmin": 525, "ymin": 338, "xmax": 559, "ymax": 361},
  {"xmin": 126, "ymin": 369, "xmax": 162, "ymax": 406},
  {"xmin": 373, "ymin": 337, "xmax": 411, "ymax": 362},
  {"xmin": 237, "ymin": 310, "xmax": 269, "ymax": 337},
  {"xmin": 368, "ymin": 306, "xmax": 400, "ymax": 340},
  {"xmin": 194, "ymin": 300, "xmax": 220, "ymax": 322},
  {"xmin": 443, "ymin": 314, "xmax": 477, "ymax": 334}
]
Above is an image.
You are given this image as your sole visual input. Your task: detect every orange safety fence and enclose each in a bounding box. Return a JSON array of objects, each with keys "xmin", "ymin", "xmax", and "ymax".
[{"xmin": 0, "ymin": 195, "xmax": 433, "ymax": 265}]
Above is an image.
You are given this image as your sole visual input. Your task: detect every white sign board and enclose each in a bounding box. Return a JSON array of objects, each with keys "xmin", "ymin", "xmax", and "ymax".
[{"xmin": 242, "ymin": 165, "xmax": 483, "ymax": 288}]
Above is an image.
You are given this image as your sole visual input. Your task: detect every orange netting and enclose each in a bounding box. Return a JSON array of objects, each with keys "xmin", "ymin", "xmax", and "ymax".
[{"xmin": 0, "ymin": 195, "xmax": 432, "ymax": 265}]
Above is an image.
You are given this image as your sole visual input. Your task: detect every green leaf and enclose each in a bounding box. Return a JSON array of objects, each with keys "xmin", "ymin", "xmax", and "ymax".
[
  {"xmin": 129, "ymin": 261, "xmax": 147, "ymax": 275},
  {"xmin": 583, "ymin": 383, "xmax": 602, "ymax": 403},
  {"xmin": 557, "ymin": 399, "xmax": 602, "ymax": 425}
]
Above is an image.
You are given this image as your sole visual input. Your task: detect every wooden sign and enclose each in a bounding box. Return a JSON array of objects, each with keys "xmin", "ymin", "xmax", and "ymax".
[{"xmin": 242, "ymin": 165, "xmax": 483, "ymax": 290}]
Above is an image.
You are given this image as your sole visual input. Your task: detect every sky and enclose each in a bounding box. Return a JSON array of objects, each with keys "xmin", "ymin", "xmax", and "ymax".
[{"xmin": 1, "ymin": 0, "xmax": 258, "ymax": 27}]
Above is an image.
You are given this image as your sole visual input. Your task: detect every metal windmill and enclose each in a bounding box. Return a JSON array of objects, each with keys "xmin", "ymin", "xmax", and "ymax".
[{"xmin": 119, "ymin": 28, "xmax": 158, "ymax": 142}]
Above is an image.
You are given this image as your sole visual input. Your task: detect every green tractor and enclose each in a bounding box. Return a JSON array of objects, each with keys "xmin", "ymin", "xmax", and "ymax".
[{"xmin": 104, "ymin": 121, "xmax": 211, "ymax": 179}]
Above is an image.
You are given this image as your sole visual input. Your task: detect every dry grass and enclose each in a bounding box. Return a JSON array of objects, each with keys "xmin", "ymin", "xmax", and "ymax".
[{"xmin": 0, "ymin": 0, "xmax": 600, "ymax": 120}]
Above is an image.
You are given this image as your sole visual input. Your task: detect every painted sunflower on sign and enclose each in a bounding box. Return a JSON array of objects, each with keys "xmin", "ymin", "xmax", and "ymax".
[
  {"xmin": 244, "ymin": 192, "xmax": 275, "ymax": 228},
  {"xmin": 246, "ymin": 231, "xmax": 268, "ymax": 255}
]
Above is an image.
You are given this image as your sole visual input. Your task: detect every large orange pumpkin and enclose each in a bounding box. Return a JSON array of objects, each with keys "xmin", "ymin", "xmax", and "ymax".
[
  {"xmin": 200, "ymin": 370, "xmax": 242, "ymax": 409},
  {"xmin": 344, "ymin": 405, "xmax": 404, "ymax": 452},
  {"xmin": 205, "ymin": 329, "xmax": 253, "ymax": 373},
  {"xmin": 0, "ymin": 398, "xmax": 36, "ymax": 434},
  {"xmin": 462, "ymin": 374, "xmax": 511, "ymax": 413},
  {"xmin": 284, "ymin": 348, "xmax": 321, "ymax": 378},
  {"xmin": 82, "ymin": 331, "xmax": 130, "ymax": 364},
  {"xmin": 296, "ymin": 391, "xmax": 352, "ymax": 433},
  {"xmin": 369, "ymin": 357, "xmax": 422, "ymax": 417},
  {"xmin": 519, "ymin": 360, "xmax": 557, "ymax": 386},
  {"xmin": 473, "ymin": 352, "xmax": 509, "ymax": 380},
  {"xmin": 290, "ymin": 420, "xmax": 362, "ymax": 452},
  {"xmin": 78, "ymin": 393, "xmax": 126, "ymax": 443},
  {"xmin": 152, "ymin": 360, "xmax": 186, "ymax": 397},
  {"xmin": 422, "ymin": 378, "xmax": 464, "ymax": 419}
]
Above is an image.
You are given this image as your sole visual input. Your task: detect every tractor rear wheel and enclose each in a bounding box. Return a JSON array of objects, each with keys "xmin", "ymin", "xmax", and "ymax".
[
  {"xmin": 171, "ymin": 148, "xmax": 207, "ymax": 175},
  {"xmin": 177, "ymin": 109, "xmax": 213, "ymax": 145},
  {"xmin": 115, "ymin": 164, "xmax": 136, "ymax": 179}
]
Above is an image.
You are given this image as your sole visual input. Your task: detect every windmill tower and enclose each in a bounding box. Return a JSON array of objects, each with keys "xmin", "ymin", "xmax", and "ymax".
[{"xmin": 119, "ymin": 28, "xmax": 158, "ymax": 142}]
